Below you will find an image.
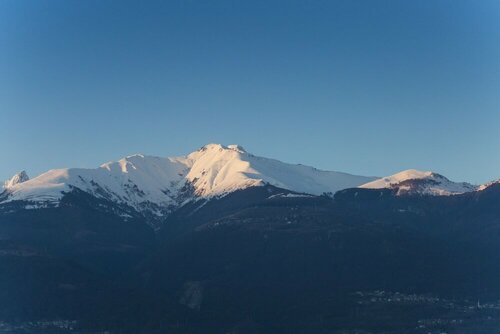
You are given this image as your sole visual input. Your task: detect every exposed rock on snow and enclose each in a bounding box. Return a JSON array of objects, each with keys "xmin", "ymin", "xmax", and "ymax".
[{"xmin": 3, "ymin": 171, "xmax": 29, "ymax": 188}]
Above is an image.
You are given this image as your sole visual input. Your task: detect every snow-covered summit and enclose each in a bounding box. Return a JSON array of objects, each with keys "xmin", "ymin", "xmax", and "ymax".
[
  {"xmin": 184, "ymin": 143, "xmax": 375, "ymax": 197},
  {"xmin": 3, "ymin": 171, "xmax": 29, "ymax": 189},
  {"xmin": 1, "ymin": 144, "xmax": 375, "ymax": 213},
  {"xmin": 359, "ymin": 169, "xmax": 477, "ymax": 196},
  {"xmin": 227, "ymin": 144, "xmax": 246, "ymax": 153}
]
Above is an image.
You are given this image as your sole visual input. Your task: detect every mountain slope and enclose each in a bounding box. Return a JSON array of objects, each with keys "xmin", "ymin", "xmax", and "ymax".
[
  {"xmin": 0, "ymin": 144, "xmax": 375, "ymax": 214},
  {"xmin": 359, "ymin": 169, "xmax": 477, "ymax": 195}
]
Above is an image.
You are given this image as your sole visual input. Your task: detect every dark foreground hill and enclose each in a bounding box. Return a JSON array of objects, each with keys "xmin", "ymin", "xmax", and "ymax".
[{"xmin": 1, "ymin": 184, "xmax": 500, "ymax": 333}]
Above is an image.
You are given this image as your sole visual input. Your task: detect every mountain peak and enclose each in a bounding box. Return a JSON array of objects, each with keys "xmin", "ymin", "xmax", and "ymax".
[
  {"xmin": 359, "ymin": 169, "xmax": 477, "ymax": 195},
  {"xmin": 227, "ymin": 144, "xmax": 246, "ymax": 153},
  {"xmin": 197, "ymin": 143, "xmax": 247, "ymax": 154},
  {"xmin": 198, "ymin": 143, "xmax": 226, "ymax": 151},
  {"xmin": 378, "ymin": 169, "xmax": 435, "ymax": 183},
  {"xmin": 4, "ymin": 171, "xmax": 29, "ymax": 188}
]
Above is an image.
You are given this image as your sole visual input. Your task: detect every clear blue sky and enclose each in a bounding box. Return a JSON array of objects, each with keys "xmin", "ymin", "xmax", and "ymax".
[{"xmin": 1, "ymin": 0, "xmax": 499, "ymax": 184}]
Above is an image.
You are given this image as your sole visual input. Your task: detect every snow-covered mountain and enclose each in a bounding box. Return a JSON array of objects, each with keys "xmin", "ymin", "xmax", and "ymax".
[
  {"xmin": 359, "ymin": 169, "xmax": 478, "ymax": 196},
  {"xmin": 0, "ymin": 144, "xmax": 375, "ymax": 214}
]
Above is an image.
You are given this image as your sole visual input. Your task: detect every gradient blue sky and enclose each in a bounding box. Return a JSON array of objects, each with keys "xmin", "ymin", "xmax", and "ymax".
[{"xmin": 1, "ymin": 0, "xmax": 499, "ymax": 184}]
